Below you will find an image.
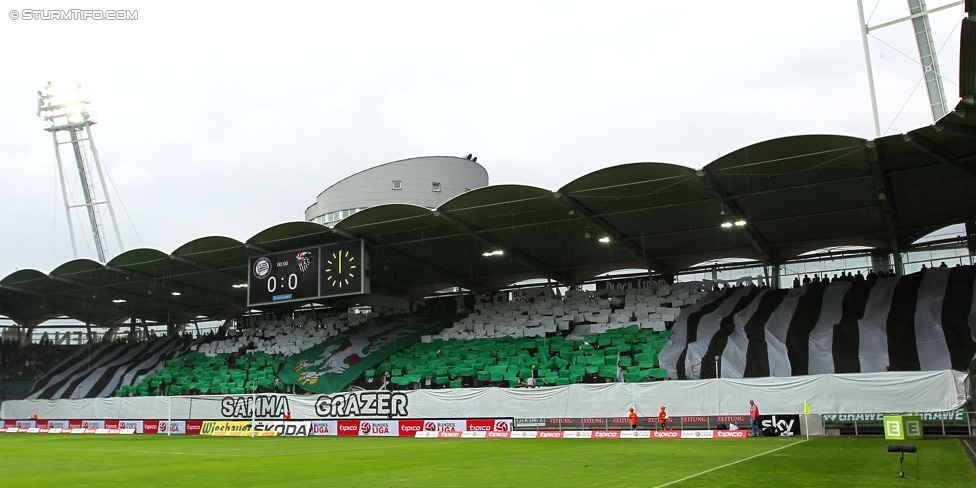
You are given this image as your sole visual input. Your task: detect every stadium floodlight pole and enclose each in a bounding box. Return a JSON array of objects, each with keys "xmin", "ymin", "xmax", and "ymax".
[
  {"xmin": 37, "ymin": 81, "xmax": 126, "ymax": 262},
  {"xmin": 856, "ymin": 0, "xmax": 882, "ymax": 138},
  {"xmin": 856, "ymin": 0, "xmax": 961, "ymax": 135}
]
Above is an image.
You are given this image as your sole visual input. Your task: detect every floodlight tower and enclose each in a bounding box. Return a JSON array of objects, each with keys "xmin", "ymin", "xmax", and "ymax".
[
  {"xmin": 37, "ymin": 81, "xmax": 125, "ymax": 262},
  {"xmin": 856, "ymin": 0, "xmax": 960, "ymax": 137}
]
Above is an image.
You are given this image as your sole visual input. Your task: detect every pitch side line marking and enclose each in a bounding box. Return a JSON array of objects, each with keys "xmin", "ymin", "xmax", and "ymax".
[{"xmin": 653, "ymin": 439, "xmax": 808, "ymax": 488}]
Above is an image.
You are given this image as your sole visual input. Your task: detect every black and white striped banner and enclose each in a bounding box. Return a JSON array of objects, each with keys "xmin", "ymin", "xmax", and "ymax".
[
  {"xmin": 27, "ymin": 337, "xmax": 190, "ymax": 400},
  {"xmin": 660, "ymin": 265, "xmax": 976, "ymax": 379}
]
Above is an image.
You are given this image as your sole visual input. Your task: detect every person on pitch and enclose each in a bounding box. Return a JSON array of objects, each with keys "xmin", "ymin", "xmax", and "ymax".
[
  {"xmin": 658, "ymin": 406, "xmax": 667, "ymax": 430},
  {"xmin": 749, "ymin": 399, "xmax": 761, "ymax": 437},
  {"xmin": 628, "ymin": 407, "xmax": 638, "ymax": 431}
]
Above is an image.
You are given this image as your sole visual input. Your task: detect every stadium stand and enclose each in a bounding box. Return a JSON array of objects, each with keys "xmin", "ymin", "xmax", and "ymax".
[
  {"xmin": 364, "ymin": 283, "xmax": 703, "ymax": 389},
  {"xmin": 433, "ymin": 283, "xmax": 701, "ymax": 341},
  {"xmin": 121, "ymin": 311, "xmax": 375, "ymax": 396},
  {"xmin": 194, "ymin": 311, "xmax": 372, "ymax": 357},
  {"xmin": 660, "ymin": 265, "xmax": 976, "ymax": 380},
  {"xmin": 380, "ymin": 327, "xmax": 673, "ymax": 390},
  {"xmin": 26, "ymin": 335, "xmax": 192, "ymax": 400},
  {"xmin": 9, "ymin": 265, "xmax": 974, "ymax": 401}
]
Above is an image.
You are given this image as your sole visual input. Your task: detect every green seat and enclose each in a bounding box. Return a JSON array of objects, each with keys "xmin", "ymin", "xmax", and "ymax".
[
  {"xmin": 646, "ymin": 368, "xmax": 669, "ymax": 380},
  {"xmin": 623, "ymin": 372, "xmax": 645, "ymax": 382}
]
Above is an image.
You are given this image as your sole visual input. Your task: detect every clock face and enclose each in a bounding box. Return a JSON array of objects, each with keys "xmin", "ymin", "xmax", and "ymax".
[
  {"xmin": 324, "ymin": 248, "xmax": 358, "ymax": 288},
  {"xmin": 320, "ymin": 240, "xmax": 368, "ymax": 297}
]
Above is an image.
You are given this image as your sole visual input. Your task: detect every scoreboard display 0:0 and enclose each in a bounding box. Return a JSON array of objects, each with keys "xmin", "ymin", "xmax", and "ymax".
[{"xmin": 247, "ymin": 248, "xmax": 320, "ymax": 306}]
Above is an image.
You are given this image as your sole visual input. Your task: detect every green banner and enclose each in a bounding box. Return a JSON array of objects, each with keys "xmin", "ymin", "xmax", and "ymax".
[
  {"xmin": 279, "ymin": 313, "xmax": 459, "ymax": 394},
  {"xmin": 822, "ymin": 409, "xmax": 966, "ymax": 424}
]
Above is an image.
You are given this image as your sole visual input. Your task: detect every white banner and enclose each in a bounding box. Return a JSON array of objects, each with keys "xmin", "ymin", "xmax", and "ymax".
[{"xmin": 1, "ymin": 371, "xmax": 966, "ymax": 421}]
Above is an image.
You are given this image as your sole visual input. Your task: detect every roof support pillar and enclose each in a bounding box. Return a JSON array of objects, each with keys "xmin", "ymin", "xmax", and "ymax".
[
  {"xmin": 967, "ymin": 221, "xmax": 976, "ymax": 255},
  {"xmin": 864, "ymin": 140, "xmax": 905, "ymax": 275}
]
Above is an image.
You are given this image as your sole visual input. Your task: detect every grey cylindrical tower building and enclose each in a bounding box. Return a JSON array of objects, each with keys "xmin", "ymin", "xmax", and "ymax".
[{"xmin": 306, "ymin": 155, "xmax": 489, "ymax": 226}]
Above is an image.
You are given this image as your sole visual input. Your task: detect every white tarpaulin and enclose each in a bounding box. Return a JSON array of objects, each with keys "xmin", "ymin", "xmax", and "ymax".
[{"xmin": 2, "ymin": 370, "xmax": 966, "ymax": 420}]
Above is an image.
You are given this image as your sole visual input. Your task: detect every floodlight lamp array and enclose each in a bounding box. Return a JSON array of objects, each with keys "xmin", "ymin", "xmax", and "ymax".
[{"xmin": 37, "ymin": 81, "xmax": 95, "ymax": 130}]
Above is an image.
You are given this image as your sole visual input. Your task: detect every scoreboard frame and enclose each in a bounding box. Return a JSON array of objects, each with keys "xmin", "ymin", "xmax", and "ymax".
[
  {"xmin": 246, "ymin": 240, "xmax": 369, "ymax": 307},
  {"xmin": 247, "ymin": 247, "xmax": 321, "ymax": 307}
]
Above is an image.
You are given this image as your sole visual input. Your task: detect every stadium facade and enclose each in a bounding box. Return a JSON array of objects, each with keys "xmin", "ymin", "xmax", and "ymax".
[{"xmin": 305, "ymin": 155, "xmax": 488, "ymax": 227}]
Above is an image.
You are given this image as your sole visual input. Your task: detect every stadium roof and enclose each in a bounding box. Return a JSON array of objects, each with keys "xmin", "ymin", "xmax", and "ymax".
[{"xmin": 2, "ymin": 101, "xmax": 974, "ymax": 328}]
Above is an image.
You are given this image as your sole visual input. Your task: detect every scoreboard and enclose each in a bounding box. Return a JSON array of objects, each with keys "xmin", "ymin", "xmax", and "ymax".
[{"xmin": 247, "ymin": 240, "xmax": 369, "ymax": 307}]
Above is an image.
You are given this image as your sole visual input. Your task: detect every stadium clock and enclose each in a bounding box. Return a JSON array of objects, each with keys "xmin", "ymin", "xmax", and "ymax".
[
  {"xmin": 320, "ymin": 239, "xmax": 369, "ymax": 297},
  {"xmin": 247, "ymin": 247, "xmax": 321, "ymax": 306}
]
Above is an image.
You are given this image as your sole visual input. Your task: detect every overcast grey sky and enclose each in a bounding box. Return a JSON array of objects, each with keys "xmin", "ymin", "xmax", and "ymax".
[{"xmin": 0, "ymin": 1, "xmax": 966, "ymax": 277}]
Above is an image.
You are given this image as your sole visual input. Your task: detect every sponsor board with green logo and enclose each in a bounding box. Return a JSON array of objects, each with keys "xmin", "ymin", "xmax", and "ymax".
[{"xmin": 883, "ymin": 415, "xmax": 924, "ymax": 440}]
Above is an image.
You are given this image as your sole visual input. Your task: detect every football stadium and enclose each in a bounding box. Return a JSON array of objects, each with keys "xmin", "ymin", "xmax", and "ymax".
[{"xmin": 3, "ymin": 3, "xmax": 976, "ymax": 487}]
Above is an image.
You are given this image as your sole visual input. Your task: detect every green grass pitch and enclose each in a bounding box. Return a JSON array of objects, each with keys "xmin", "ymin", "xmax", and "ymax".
[{"xmin": 0, "ymin": 435, "xmax": 973, "ymax": 487}]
